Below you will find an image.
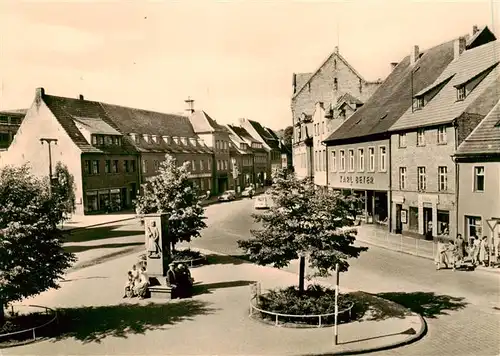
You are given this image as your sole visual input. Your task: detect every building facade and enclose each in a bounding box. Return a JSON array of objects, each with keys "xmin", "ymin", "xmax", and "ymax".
[
  {"xmin": 291, "ymin": 46, "xmax": 381, "ymax": 181},
  {"xmin": 389, "ymin": 30, "xmax": 498, "ymax": 239},
  {"xmin": 455, "ymin": 99, "xmax": 500, "ymax": 253},
  {"xmin": 0, "ymin": 110, "xmax": 26, "ymax": 151},
  {"xmin": 325, "ymin": 37, "xmax": 458, "ymax": 231}
]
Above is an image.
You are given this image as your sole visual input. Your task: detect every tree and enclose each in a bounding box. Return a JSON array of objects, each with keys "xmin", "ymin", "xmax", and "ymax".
[
  {"xmin": 52, "ymin": 162, "xmax": 76, "ymax": 221},
  {"xmin": 238, "ymin": 168, "xmax": 367, "ymax": 293},
  {"xmin": 135, "ymin": 154, "xmax": 207, "ymax": 252},
  {"xmin": 283, "ymin": 126, "xmax": 293, "ymax": 148},
  {"xmin": 0, "ymin": 165, "xmax": 75, "ymax": 324}
]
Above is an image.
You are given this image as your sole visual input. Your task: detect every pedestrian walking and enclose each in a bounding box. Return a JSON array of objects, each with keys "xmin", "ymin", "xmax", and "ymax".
[
  {"xmin": 471, "ymin": 236, "xmax": 480, "ymax": 265},
  {"xmin": 455, "ymin": 234, "xmax": 465, "ymax": 267},
  {"xmin": 479, "ymin": 236, "xmax": 488, "ymax": 266}
]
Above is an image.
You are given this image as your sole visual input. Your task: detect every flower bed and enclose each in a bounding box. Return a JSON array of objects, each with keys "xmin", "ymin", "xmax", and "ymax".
[
  {"xmin": 172, "ymin": 249, "xmax": 206, "ymax": 267},
  {"xmin": 0, "ymin": 306, "xmax": 57, "ymax": 346},
  {"xmin": 253, "ymin": 284, "xmax": 355, "ymax": 327}
]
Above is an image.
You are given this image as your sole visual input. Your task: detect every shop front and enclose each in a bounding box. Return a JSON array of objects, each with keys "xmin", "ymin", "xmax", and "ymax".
[{"xmin": 85, "ymin": 187, "xmax": 129, "ymax": 214}]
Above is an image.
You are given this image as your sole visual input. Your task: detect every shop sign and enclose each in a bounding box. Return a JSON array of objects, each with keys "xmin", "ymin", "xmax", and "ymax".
[
  {"xmin": 401, "ymin": 209, "xmax": 408, "ymax": 224},
  {"xmin": 340, "ymin": 175, "xmax": 374, "ymax": 184},
  {"xmin": 86, "ymin": 191, "xmax": 98, "ymax": 196},
  {"xmin": 110, "ymin": 189, "xmax": 121, "ymax": 194}
]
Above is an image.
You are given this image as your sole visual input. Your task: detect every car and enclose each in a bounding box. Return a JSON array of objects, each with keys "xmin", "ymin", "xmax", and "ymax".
[
  {"xmin": 241, "ymin": 187, "xmax": 255, "ymax": 197},
  {"xmin": 254, "ymin": 195, "xmax": 269, "ymax": 209},
  {"xmin": 218, "ymin": 190, "xmax": 236, "ymax": 202}
]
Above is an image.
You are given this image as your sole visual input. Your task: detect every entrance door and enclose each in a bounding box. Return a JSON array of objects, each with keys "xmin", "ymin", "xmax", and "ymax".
[
  {"xmin": 423, "ymin": 207, "xmax": 433, "ymax": 240},
  {"xmin": 395, "ymin": 204, "xmax": 403, "ymax": 234}
]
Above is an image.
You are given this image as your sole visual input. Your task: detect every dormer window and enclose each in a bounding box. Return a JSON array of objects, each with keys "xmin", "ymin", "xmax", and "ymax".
[
  {"xmin": 130, "ymin": 133, "xmax": 139, "ymax": 143},
  {"xmin": 152, "ymin": 135, "xmax": 159, "ymax": 144},
  {"xmin": 457, "ymin": 86, "xmax": 466, "ymax": 101},
  {"xmin": 113, "ymin": 136, "xmax": 120, "ymax": 145},
  {"xmin": 105, "ymin": 136, "xmax": 112, "ymax": 145},
  {"xmin": 162, "ymin": 136, "xmax": 170, "ymax": 144},
  {"xmin": 415, "ymin": 97, "xmax": 425, "ymax": 110},
  {"xmin": 173, "ymin": 137, "xmax": 180, "ymax": 144},
  {"xmin": 189, "ymin": 137, "xmax": 196, "ymax": 145},
  {"xmin": 181, "ymin": 137, "xmax": 188, "ymax": 145},
  {"xmin": 92, "ymin": 135, "xmax": 97, "ymax": 145},
  {"xmin": 98, "ymin": 136, "xmax": 104, "ymax": 145}
]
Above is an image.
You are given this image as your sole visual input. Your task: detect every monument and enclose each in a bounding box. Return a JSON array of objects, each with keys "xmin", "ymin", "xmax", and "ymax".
[{"xmin": 143, "ymin": 213, "xmax": 170, "ymax": 277}]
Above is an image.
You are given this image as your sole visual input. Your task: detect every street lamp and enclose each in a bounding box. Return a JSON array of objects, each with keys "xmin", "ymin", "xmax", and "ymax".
[{"xmin": 40, "ymin": 138, "xmax": 58, "ymax": 194}]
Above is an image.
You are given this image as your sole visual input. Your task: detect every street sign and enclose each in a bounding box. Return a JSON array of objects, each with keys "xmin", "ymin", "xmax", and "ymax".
[{"xmin": 486, "ymin": 218, "xmax": 499, "ymax": 232}]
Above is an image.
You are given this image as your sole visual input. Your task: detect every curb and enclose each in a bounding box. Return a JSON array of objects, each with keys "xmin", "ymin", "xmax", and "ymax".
[
  {"xmin": 61, "ymin": 216, "xmax": 137, "ymax": 232},
  {"xmin": 356, "ymin": 237, "xmax": 500, "ymax": 276},
  {"xmin": 302, "ymin": 313, "xmax": 427, "ymax": 356}
]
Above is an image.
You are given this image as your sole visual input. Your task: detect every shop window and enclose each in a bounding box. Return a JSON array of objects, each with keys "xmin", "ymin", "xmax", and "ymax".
[
  {"xmin": 437, "ymin": 210, "xmax": 450, "ymax": 237},
  {"xmin": 474, "ymin": 166, "xmax": 484, "ymax": 192},
  {"xmin": 409, "ymin": 207, "xmax": 419, "ymax": 232},
  {"xmin": 86, "ymin": 192, "xmax": 98, "ymax": 212},
  {"xmin": 466, "ymin": 216, "xmax": 482, "ymax": 240}
]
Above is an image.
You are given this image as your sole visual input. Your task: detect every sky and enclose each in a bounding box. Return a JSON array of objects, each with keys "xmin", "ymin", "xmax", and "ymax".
[{"xmin": 0, "ymin": 1, "xmax": 498, "ymax": 131}]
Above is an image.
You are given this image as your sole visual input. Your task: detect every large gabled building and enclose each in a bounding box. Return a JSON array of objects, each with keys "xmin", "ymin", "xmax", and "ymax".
[
  {"xmin": 0, "ymin": 109, "xmax": 27, "ymax": 151},
  {"xmin": 291, "ymin": 46, "xmax": 381, "ymax": 182}
]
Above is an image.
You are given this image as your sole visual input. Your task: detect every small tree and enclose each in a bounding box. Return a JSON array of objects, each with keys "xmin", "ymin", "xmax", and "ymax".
[
  {"xmin": 52, "ymin": 162, "xmax": 76, "ymax": 221},
  {"xmin": 283, "ymin": 126, "xmax": 293, "ymax": 149},
  {"xmin": 135, "ymin": 154, "xmax": 207, "ymax": 252},
  {"xmin": 238, "ymin": 168, "xmax": 367, "ymax": 293},
  {"xmin": 0, "ymin": 165, "xmax": 75, "ymax": 324}
]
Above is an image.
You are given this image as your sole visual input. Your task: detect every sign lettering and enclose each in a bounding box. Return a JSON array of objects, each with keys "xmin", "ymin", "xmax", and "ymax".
[{"xmin": 339, "ymin": 176, "xmax": 374, "ymax": 184}]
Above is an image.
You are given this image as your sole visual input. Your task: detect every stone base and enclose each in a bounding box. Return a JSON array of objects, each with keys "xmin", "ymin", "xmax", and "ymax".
[{"xmin": 149, "ymin": 285, "xmax": 173, "ymax": 299}]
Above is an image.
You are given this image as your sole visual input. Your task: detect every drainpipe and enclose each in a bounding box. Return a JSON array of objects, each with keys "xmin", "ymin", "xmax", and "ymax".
[
  {"xmin": 453, "ymin": 118, "xmax": 459, "ymax": 240},
  {"xmin": 322, "ymin": 141, "xmax": 329, "ymax": 189},
  {"xmin": 388, "ymin": 134, "xmax": 392, "ymax": 233}
]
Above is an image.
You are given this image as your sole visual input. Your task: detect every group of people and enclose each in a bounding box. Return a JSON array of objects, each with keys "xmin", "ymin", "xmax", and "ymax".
[
  {"xmin": 435, "ymin": 234, "xmax": 493, "ymax": 270},
  {"xmin": 123, "ymin": 263, "xmax": 150, "ymax": 299},
  {"xmin": 166, "ymin": 262, "xmax": 194, "ymax": 299}
]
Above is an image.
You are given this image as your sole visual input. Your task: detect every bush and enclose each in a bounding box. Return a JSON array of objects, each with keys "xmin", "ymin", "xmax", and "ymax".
[
  {"xmin": 172, "ymin": 249, "xmax": 204, "ymax": 262},
  {"xmin": 256, "ymin": 284, "xmax": 355, "ymax": 326}
]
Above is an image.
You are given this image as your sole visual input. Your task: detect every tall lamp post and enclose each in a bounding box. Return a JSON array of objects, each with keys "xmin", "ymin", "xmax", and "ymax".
[{"xmin": 40, "ymin": 138, "xmax": 58, "ymax": 195}]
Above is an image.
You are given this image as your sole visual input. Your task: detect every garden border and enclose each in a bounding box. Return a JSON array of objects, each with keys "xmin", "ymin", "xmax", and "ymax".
[
  {"xmin": 0, "ymin": 304, "xmax": 57, "ymax": 347},
  {"xmin": 249, "ymin": 293, "xmax": 355, "ymax": 328},
  {"xmin": 172, "ymin": 255, "xmax": 207, "ymax": 268}
]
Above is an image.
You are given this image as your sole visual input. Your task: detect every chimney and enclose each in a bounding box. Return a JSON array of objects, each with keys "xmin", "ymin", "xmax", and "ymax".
[
  {"xmin": 454, "ymin": 36, "xmax": 467, "ymax": 59},
  {"xmin": 184, "ymin": 96, "xmax": 194, "ymax": 114},
  {"xmin": 410, "ymin": 45, "xmax": 419, "ymax": 65},
  {"xmin": 79, "ymin": 94, "xmax": 84, "ymax": 100},
  {"xmin": 334, "ymin": 46, "xmax": 339, "ymax": 54},
  {"xmin": 473, "ymin": 25, "xmax": 479, "ymax": 35},
  {"xmin": 292, "ymin": 73, "xmax": 297, "ymax": 93},
  {"xmin": 390, "ymin": 62, "xmax": 399, "ymax": 71},
  {"xmin": 36, "ymin": 87, "xmax": 45, "ymax": 98}
]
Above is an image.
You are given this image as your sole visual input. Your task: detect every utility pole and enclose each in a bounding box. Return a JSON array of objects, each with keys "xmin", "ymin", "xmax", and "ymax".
[{"xmin": 40, "ymin": 138, "xmax": 58, "ymax": 195}]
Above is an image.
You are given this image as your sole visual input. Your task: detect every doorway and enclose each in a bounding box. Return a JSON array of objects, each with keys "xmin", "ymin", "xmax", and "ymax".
[
  {"xmin": 395, "ymin": 204, "xmax": 403, "ymax": 234},
  {"xmin": 423, "ymin": 207, "xmax": 433, "ymax": 240}
]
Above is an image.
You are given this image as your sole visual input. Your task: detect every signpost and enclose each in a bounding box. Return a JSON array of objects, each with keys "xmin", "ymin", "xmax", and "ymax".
[
  {"xmin": 334, "ymin": 263, "xmax": 340, "ymax": 346},
  {"xmin": 486, "ymin": 218, "xmax": 500, "ymax": 267}
]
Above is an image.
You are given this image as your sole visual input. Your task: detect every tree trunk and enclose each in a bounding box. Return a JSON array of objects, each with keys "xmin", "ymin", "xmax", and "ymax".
[
  {"xmin": 0, "ymin": 302, "xmax": 5, "ymax": 326},
  {"xmin": 298, "ymin": 255, "xmax": 306, "ymax": 294}
]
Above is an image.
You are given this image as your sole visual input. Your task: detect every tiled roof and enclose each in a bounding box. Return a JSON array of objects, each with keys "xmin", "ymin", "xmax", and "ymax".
[
  {"xmin": 456, "ymin": 99, "xmax": 500, "ymax": 156},
  {"xmin": 467, "ymin": 26, "xmax": 496, "ymax": 49},
  {"xmin": 325, "ymin": 39, "xmax": 456, "ymax": 143},
  {"xmin": 42, "ymin": 93, "xmax": 208, "ymax": 154},
  {"xmin": 248, "ymin": 120, "xmax": 281, "ymax": 151},
  {"xmin": 337, "ymin": 92, "xmax": 363, "ymax": 105},
  {"xmin": 189, "ymin": 110, "xmax": 225, "ymax": 133},
  {"xmin": 390, "ymin": 40, "xmax": 500, "ymax": 131},
  {"xmin": 228, "ymin": 124, "xmax": 259, "ymax": 144},
  {"xmin": 73, "ymin": 116, "xmax": 122, "ymax": 135}
]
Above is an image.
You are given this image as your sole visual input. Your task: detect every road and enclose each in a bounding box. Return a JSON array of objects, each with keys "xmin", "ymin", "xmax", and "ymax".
[{"xmin": 68, "ymin": 198, "xmax": 500, "ymax": 356}]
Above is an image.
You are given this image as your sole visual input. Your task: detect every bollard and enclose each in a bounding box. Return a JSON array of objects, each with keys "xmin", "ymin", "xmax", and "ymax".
[
  {"xmin": 319, "ymin": 315, "xmax": 322, "ymax": 327},
  {"xmin": 32, "ymin": 328, "xmax": 36, "ymax": 340},
  {"xmin": 275, "ymin": 314, "xmax": 279, "ymax": 326}
]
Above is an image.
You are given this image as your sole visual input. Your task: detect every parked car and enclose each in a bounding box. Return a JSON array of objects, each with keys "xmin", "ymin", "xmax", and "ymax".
[
  {"xmin": 218, "ymin": 190, "xmax": 236, "ymax": 202},
  {"xmin": 241, "ymin": 187, "xmax": 255, "ymax": 197},
  {"xmin": 254, "ymin": 195, "xmax": 269, "ymax": 209}
]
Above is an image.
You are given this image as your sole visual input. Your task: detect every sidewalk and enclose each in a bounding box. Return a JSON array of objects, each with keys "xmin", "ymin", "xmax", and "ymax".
[
  {"xmin": 60, "ymin": 188, "xmax": 267, "ymax": 232},
  {"xmin": 4, "ymin": 249, "xmax": 425, "ymax": 356},
  {"xmin": 355, "ymin": 225, "xmax": 500, "ymax": 274}
]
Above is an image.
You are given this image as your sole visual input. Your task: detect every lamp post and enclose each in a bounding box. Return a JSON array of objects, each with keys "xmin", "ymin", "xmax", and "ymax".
[{"xmin": 40, "ymin": 138, "xmax": 58, "ymax": 194}]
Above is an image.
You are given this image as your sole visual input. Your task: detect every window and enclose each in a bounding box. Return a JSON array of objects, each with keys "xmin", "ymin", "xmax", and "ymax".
[
  {"xmin": 334, "ymin": 78, "xmax": 338, "ymax": 90},
  {"xmin": 399, "ymin": 167, "xmax": 407, "ymax": 190},
  {"xmin": 415, "ymin": 97, "xmax": 424, "ymax": 110},
  {"xmin": 330, "ymin": 151, "xmax": 337, "ymax": 172},
  {"xmin": 124, "ymin": 160, "xmax": 130, "ymax": 173},
  {"xmin": 321, "ymin": 121, "xmax": 325, "ymax": 134},
  {"xmin": 98, "ymin": 136, "xmax": 104, "ymax": 145},
  {"xmin": 92, "ymin": 136, "xmax": 97, "ymax": 145},
  {"xmin": 154, "ymin": 160, "xmax": 160, "ymax": 172},
  {"xmin": 322, "ymin": 150, "xmax": 326, "ymax": 171},
  {"xmin": 84, "ymin": 160, "xmax": 91, "ymax": 174},
  {"xmin": 466, "ymin": 216, "xmax": 482, "ymax": 239},
  {"xmin": 398, "ymin": 133, "xmax": 407, "ymax": 148},
  {"xmin": 113, "ymin": 137, "xmax": 120, "ymax": 145},
  {"xmin": 457, "ymin": 86, "xmax": 466, "ymax": 101},
  {"xmin": 131, "ymin": 160, "xmax": 136, "ymax": 172},
  {"xmin": 217, "ymin": 160, "xmax": 220, "ymax": 170},
  {"xmin": 379, "ymin": 146, "xmax": 387, "ymax": 172},
  {"xmin": 437, "ymin": 126, "xmax": 447, "ymax": 144},
  {"xmin": 438, "ymin": 166, "xmax": 448, "ymax": 191},
  {"xmin": 142, "ymin": 160, "xmax": 148, "ymax": 173},
  {"xmin": 358, "ymin": 148, "xmax": 364, "ymax": 171},
  {"xmin": 92, "ymin": 160, "xmax": 100, "ymax": 174},
  {"xmin": 224, "ymin": 160, "xmax": 228, "ymax": 170},
  {"xmin": 105, "ymin": 136, "xmax": 112, "ymax": 145},
  {"xmin": 105, "ymin": 160, "xmax": 111, "ymax": 173},
  {"xmin": 417, "ymin": 128, "xmax": 426, "ymax": 146},
  {"xmin": 348, "ymin": 149, "xmax": 354, "ymax": 172},
  {"xmin": 474, "ymin": 166, "xmax": 485, "ymax": 192},
  {"xmin": 418, "ymin": 167, "xmax": 426, "ymax": 191},
  {"xmin": 368, "ymin": 147, "xmax": 375, "ymax": 171},
  {"xmin": 199, "ymin": 160, "xmax": 203, "ymax": 171},
  {"xmin": 339, "ymin": 150, "xmax": 346, "ymax": 171},
  {"xmin": 112, "ymin": 160, "xmax": 119, "ymax": 173}
]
